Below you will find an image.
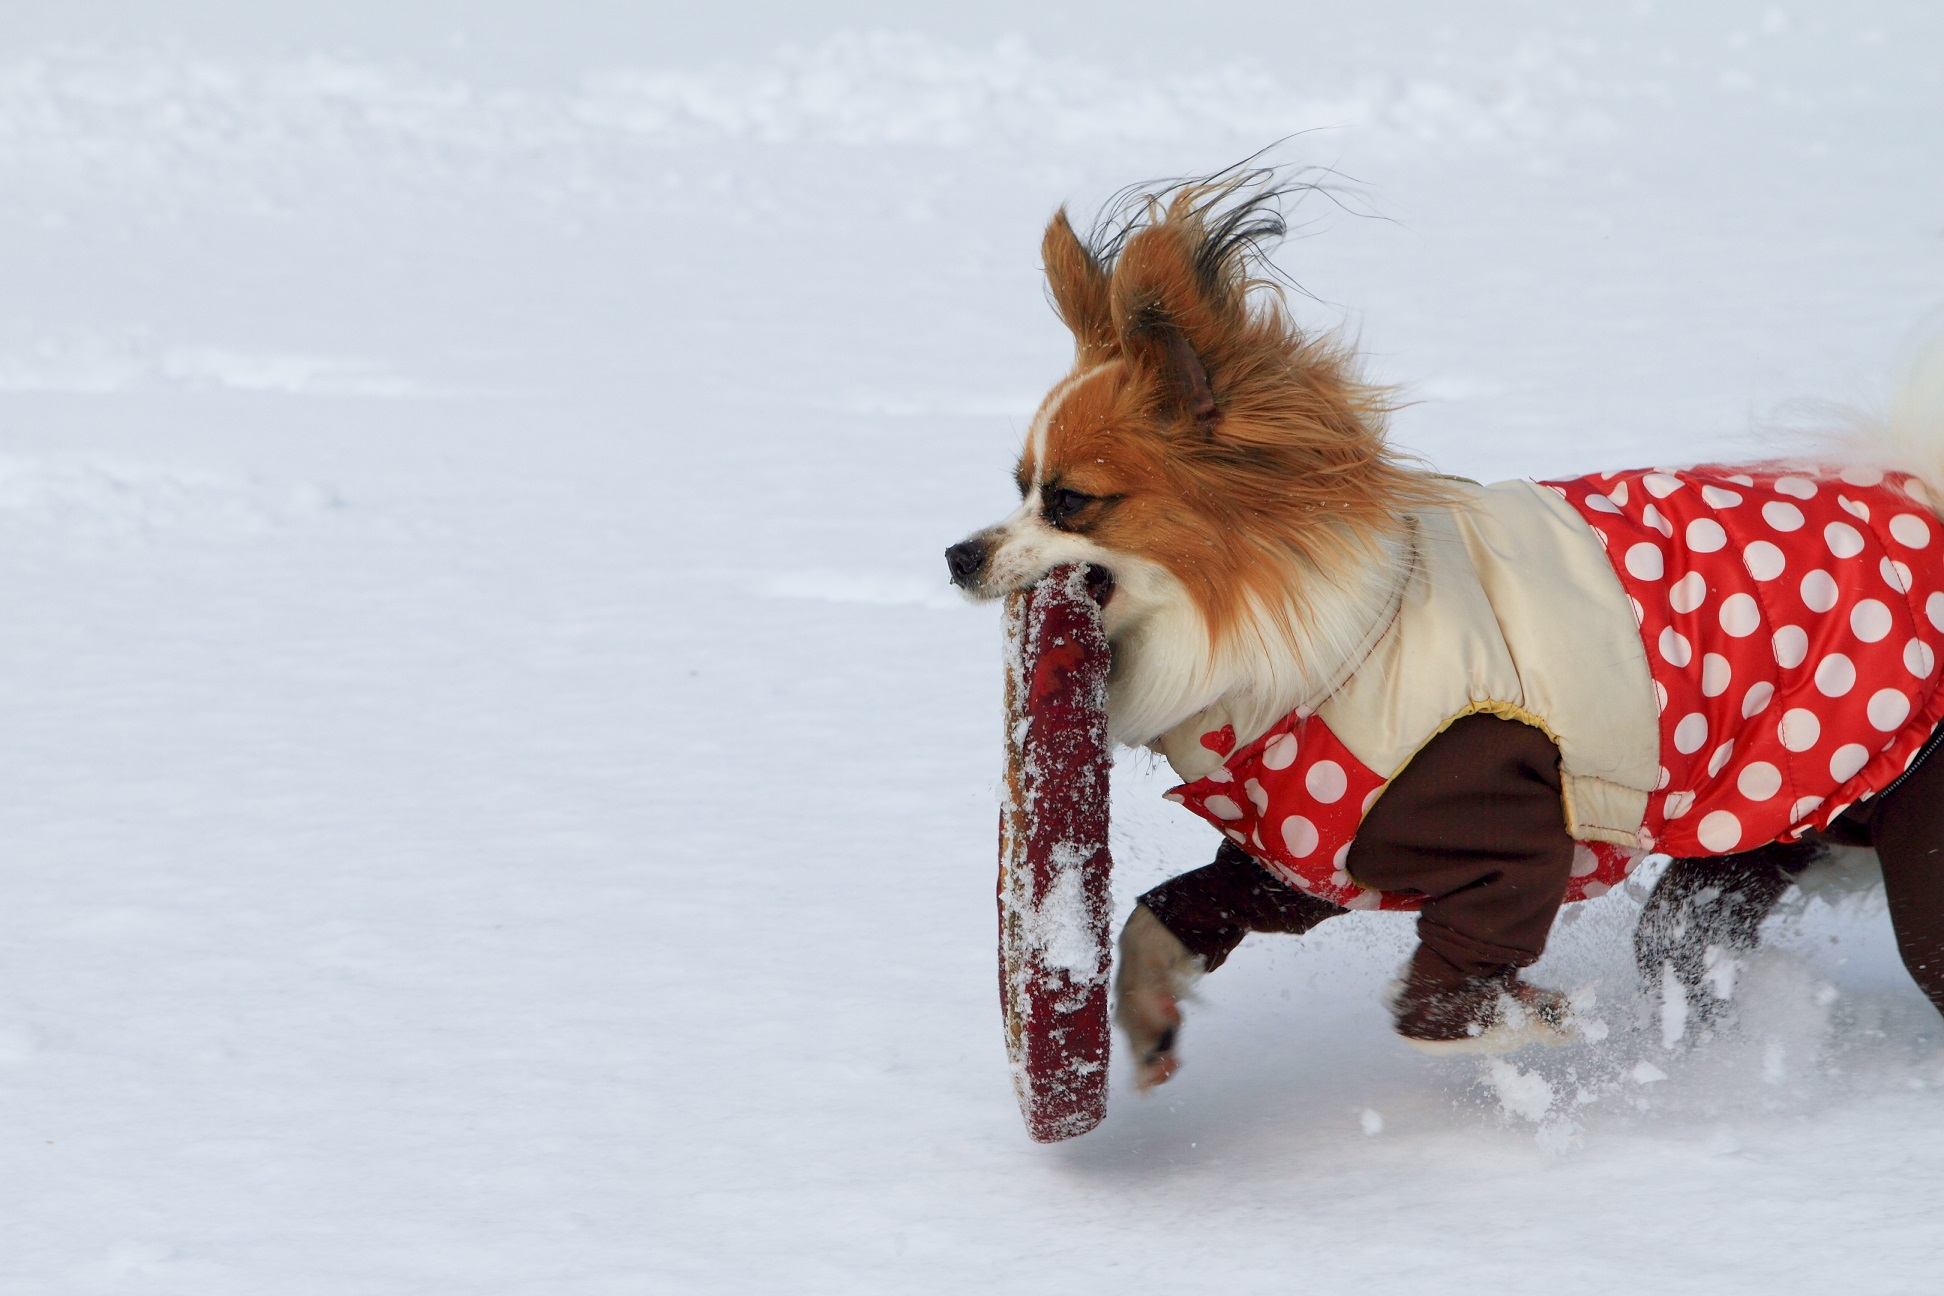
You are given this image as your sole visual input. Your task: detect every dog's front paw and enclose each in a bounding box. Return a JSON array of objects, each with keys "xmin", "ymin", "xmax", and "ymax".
[
  {"xmin": 1114, "ymin": 905, "xmax": 1201, "ymax": 1091},
  {"xmin": 1389, "ymin": 962, "xmax": 1582, "ymax": 1055}
]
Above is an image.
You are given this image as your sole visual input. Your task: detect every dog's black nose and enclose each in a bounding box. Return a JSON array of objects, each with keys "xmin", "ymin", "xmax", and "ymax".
[{"xmin": 945, "ymin": 538, "xmax": 988, "ymax": 587}]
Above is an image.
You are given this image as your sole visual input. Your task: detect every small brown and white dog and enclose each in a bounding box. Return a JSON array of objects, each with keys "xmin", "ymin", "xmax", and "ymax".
[{"xmin": 946, "ymin": 169, "xmax": 1944, "ymax": 1090}]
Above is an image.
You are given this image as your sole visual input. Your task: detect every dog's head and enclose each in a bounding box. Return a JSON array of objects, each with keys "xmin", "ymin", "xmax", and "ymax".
[{"xmin": 947, "ymin": 176, "xmax": 1436, "ymax": 740}]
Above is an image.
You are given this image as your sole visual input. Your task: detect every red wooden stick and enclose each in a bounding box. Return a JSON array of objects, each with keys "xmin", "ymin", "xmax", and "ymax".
[{"xmin": 998, "ymin": 563, "xmax": 1114, "ymax": 1143}]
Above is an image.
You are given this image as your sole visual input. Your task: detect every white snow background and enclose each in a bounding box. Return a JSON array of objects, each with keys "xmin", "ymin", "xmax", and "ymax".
[{"xmin": 3, "ymin": 1, "xmax": 1943, "ymax": 1291}]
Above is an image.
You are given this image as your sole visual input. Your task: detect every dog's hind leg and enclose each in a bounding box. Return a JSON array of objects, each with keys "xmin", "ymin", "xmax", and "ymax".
[
  {"xmin": 1115, "ymin": 840, "xmax": 1344, "ymax": 1089},
  {"xmin": 1634, "ymin": 839, "xmax": 1823, "ymax": 1028},
  {"xmin": 1852, "ymin": 722, "xmax": 1944, "ymax": 1015},
  {"xmin": 1642, "ymin": 718, "xmax": 1944, "ymax": 1025}
]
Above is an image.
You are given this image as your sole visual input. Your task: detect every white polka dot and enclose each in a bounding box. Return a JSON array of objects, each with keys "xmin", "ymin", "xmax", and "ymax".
[
  {"xmin": 1244, "ymin": 778, "xmax": 1269, "ymax": 815},
  {"xmin": 1882, "ymin": 557, "xmax": 1912, "ymax": 592},
  {"xmin": 1584, "ymin": 492, "xmax": 1621, "ymax": 514},
  {"xmin": 1813, "ymin": 652, "xmax": 1856, "ymax": 697},
  {"xmin": 1775, "ymin": 475, "xmax": 1818, "ymax": 500},
  {"xmin": 1931, "ymin": 592, "xmax": 1944, "ymax": 632},
  {"xmin": 1674, "ymin": 712, "xmax": 1709, "ymax": 755},
  {"xmin": 1163, "ymin": 791, "xmax": 1187, "ymax": 805},
  {"xmin": 1205, "ymin": 794, "xmax": 1244, "ymax": 821},
  {"xmin": 1697, "ymin": 811, "xmax": 1743, "ymax": 853},
  {"xmin": 1629, "ymin": 597, "xmax": 1645, "ymax": 625},
  {"xmin": 1906, "ymin": 638, "xmax": 1936, "ymax": 679},
  {"xmin": 1669, "ymin": 571, "xmax": 1708, "ymax": 613},
  {"xmin": 1659, "ymin": 625, "xmax": 1693, "ymax": 667},
  {"xmin": 1891, "ymin": 513, "xmax": 1933, "ymax": 548},
  {"xmin": 1702, "ymin": 484, "xmax": 1744, "ymax": 508},
  {"xmin": 1280, "ymin": 814, "xmax": 1319, "ymax": 858},
  {"xmin": 1227, "ymin": 828, "xmax": 1246, "ymax": 843},
  {"xmin": 1701, "ymin": 652, "xmax": 1733, "ymax": 697},
  {"xmin": 1570, "ymin": 845, "xmax": 1599, "ymax": 878},
  {"xmin": 1205, "ymin": 766, "xmax": 1233, "ymax": 783},
  {"xmin": 1744, "ymin": 541, "xmax": 1786, "ymax": 581},
  {"xmin": 1261, "ymin": 732, "xmax": 1298, "ymax": 770},
  {"xmin": 1840, "ymin": 465, "xmax": 1885, "ymax": 487},
  {"xmin": 1718, "ymin": 592, "xmax": 1760, "ymax": 637},
  {"xmin": 1643, "ymin": 504, "xmax": 1674, "ymax": 538},
  {"xmin": 1869, "ymin": 688, "xmax": 1911, "ymax": 732},
  {"xmin": 1738, "ymin": 761, "xmax": 1782, "ymax": 801},
  {"xmin": 1772, "ymin": 625, "xmax": 1809, "ymax": 668},
  {"xmin": 1839, "ymin": 495, "xmax": 1871, "ymax": 522},
  {"xmin": 1686, "ymin": 517, "xmax": 1728, "ymax": 552},
  {"xmin": 1779, "ymin": 708, "xmax": 1822, "ymax": 751},
  {"xmin": 1764, "ymin": 501, "xmax": 1805, "ymax": 532},
  {"xmin": 1800, "ymin": 569, "xmax": 1838, "ymax": 612},
  {"xmin": 1305, "ymin": 760, "xmax": 1348, "ymax": 804},
  {"xmin": 1790, "ymin": 796, "xmax": 1824, "ymax": 824},
  {"xmin": 1643, "ymin": 473, "xmax": 1684, "ymax": 498},
  {"xmin": 1609, "ymin": 479, "xmax": 1630, "ymax": 505},
  {"xmin": 1727, "ymin": 474, "xmax": 1756, "ymax": 487},
  {"xmin": 1852, "ymin": 599, "xmax": 1893, "ymax": 643},
  {"xmin": 1707, "ymin": 740, "xmax": 1736, "ymax": 777},
  {"xmin": 1664, "ymin": 790, "xmax": 1695, "ymax": 819},
  {"xmin": 1825, "ymin": 521, "xmax": 1865, "ymax": 560},
  {"xmin": 1626, "ymin": 542, "xmax": 1665, "ymax": 580},
  {"xmin": 1344, "ymin": 891, "xmax": 1382, "ymax": 911},
  {"xmin": 1655, "ymin": 764, "xmax": 1671, "ymax": 791},
  {"xmin": 1362, "ymin": 786, "xmax": 1385, "ymax": 814},
  {"xmin": 1741, "ymin": 680, "xmax": 1775, "ymax": 717},
  {"xmin": 1829, "ymin": 744, "xmax": 1871, "ymax": 782},
  {"xmin": 1654, "ymin": 680, "xmax": 1668, "ymax": 713}
]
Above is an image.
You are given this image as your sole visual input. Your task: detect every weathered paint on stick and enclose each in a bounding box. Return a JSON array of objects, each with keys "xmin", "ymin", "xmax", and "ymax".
[{"xmin": 998, "ymin": 563, "xmax": 1114, "ymax": 1143}]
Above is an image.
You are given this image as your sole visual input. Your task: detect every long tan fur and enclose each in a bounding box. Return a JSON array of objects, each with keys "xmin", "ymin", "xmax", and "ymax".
[{"xmin": 972, "ymin": 175, "xmax": 1451, "ymax": 744}]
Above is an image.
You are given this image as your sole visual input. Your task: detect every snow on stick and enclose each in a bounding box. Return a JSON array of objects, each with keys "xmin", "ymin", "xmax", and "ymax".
[{"xmin": 998, "ymin": 562, "xmax": 1113, "ymax": 1143}]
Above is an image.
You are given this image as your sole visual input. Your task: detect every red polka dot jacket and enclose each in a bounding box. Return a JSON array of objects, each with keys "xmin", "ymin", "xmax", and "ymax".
[{"xmin": 1166, "ymin": 465, "xmax": 1944, "ymax": 911}]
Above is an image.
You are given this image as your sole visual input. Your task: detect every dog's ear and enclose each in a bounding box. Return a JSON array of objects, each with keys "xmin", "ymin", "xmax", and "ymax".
[
  {"xmin": 1109, "ymin": 217, "xmax": 1232, "ymax": 436},
  {"xmin": 1125, "ymin": 307, "xmax": 1218, "ymax": 433},
  {"xmin": 1042, "ymin": 209, "xmax": 1117, "ymax": 364}
]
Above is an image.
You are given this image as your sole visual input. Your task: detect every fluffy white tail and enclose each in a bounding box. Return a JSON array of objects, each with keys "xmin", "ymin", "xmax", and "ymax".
[{"xmin": 1885, "ymin": 331, "xmax": 1944, "ymax": 506}]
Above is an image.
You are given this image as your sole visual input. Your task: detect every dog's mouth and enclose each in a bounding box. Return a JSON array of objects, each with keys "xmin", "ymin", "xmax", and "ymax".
[{"xmin": 1083, "ymin": 564, "xmax": 1116, "ymax": 609}]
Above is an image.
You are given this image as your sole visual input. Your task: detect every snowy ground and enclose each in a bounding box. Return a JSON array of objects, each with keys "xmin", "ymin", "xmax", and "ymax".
[{"xmin": 3, "ymin": 2, "xmax": 1944, "ymax": 1291}]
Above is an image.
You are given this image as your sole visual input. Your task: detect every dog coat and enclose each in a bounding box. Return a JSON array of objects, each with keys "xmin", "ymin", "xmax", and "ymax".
[{"xmin": 1159, "ymin": 466, "xmax": 1944, "ymax": 911}]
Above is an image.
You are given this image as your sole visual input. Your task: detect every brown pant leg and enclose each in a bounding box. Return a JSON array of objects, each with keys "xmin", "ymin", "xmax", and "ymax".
[
  {"xmin": 1859, "ymin": 731, "xmax": 1944, "ymax": 1014},
  {"xmin": 1138, "ymin": 840, "xmax": 1345, "ymax": 972},
  {"xmin": 1346, "ymin": 713, "xmax": 1577, "ymax": 990},
  {"xmin": 1139, "ymin": 715, "xmax": 1569, "ymax": 990}
]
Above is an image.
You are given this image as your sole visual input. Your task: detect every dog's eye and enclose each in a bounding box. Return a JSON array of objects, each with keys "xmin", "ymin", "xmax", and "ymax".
[{"xmin": 1044, "ymin": 488, "xmax": 1094, "ymax": 528}]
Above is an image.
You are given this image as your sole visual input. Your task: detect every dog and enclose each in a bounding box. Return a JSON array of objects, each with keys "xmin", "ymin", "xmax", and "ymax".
[{"xmin": 945, "ymin": 170, "xmax": 1944, "ymax": 1091}]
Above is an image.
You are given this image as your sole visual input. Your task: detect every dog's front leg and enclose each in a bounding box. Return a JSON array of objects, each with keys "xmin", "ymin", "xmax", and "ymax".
[
  {"xmin": 1116, "ymin": 840, "xmax": 1347, "ymax": 1087},
  {"xmin": 1113, "ymin": 904, "xmax": 1202, "ymax": 1090}
]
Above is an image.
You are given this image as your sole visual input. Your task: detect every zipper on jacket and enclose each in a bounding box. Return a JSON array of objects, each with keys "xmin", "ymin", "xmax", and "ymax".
[{"xmin": 1870, "ymin": 714, "xmax": 1944, "ymax": 806}]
